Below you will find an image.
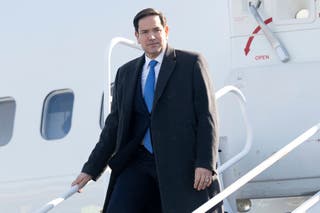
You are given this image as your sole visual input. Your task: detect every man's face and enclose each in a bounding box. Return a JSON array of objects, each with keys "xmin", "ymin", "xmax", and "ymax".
[{"xmin": 135, "ymin": 15, "xmax": 169, "ymax": 59}]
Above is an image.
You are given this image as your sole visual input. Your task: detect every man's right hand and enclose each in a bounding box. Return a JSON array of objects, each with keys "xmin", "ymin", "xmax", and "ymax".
[{"xmin": 72, "ymin": 172, "xmax": 92, "ymax": 192}]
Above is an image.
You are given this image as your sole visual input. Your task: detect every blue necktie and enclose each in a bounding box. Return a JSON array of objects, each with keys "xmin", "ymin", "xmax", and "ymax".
[{"xmin": 143, "ymin": 60, "xmax": 157, "ymax": 153}]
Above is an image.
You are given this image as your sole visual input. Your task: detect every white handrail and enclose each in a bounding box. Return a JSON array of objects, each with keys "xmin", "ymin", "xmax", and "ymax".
[
  {"xmin": 248, "ymin": 0, "xmax": 290, "ymax": 62},
  {"xmin": 193, "ymin": 123, "xmax": 320, "ymax": 213},
  {"xmin": 215, "ymin": 85, "xmax": 253, "ymax": 174},
  {"xmin": 292, "ymin": 191, "xmax": 320, "ymax": 213},
  {"xmin": 104, "ymin": 37, "xmax": 142, "ymax": 121},
  {"xmin": 32, "ymin": 184, "xmax": 80, "ymax": 213}
]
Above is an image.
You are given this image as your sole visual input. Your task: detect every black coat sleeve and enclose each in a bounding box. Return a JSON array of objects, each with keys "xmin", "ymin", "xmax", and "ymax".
[
  {"xmin": 81, "ymin": 69, "xmax": 122, "ymax": 180},
  {"xmin": 192, "ymin": 54, "xmax": 219, "ymax": 172}
]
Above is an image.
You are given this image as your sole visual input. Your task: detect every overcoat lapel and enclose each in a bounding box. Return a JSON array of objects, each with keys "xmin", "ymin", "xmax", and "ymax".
[
  {"xmin": 119, "ymin": 55, "xmax": 145, "ymax": 141},
  {"xmin": 153, "ymin": 46, "xmax": 176, "ymax": 110},
  {"xmin": 123, "ymin": 55, "xmax": 145, "ymax": 110}
]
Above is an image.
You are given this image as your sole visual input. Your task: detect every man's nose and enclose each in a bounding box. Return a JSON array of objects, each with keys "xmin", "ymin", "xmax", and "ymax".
[{"xmin": 148, "ymin": 33, "xmax": 156, "ymax": 39}]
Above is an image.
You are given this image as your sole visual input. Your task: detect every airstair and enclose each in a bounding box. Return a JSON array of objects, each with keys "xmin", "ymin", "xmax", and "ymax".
[
  {"xmin": 194, "ymin": 123, "xmax": 320, "ymax": 213},
  {"xmin": 31, "ymin": 37, "xmax": 320, "ymax": 213}
]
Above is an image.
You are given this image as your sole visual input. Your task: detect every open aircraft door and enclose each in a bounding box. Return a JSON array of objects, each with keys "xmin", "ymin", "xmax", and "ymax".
[{"xmin": 218, "ymin": 0, "xmax": 320, "ymax": 211}]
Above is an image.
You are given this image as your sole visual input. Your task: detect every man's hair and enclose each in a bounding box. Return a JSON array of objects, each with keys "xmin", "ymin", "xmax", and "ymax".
[{"xmin": 133, "ymin": 8, "xmax": 167, "ymax": 32}]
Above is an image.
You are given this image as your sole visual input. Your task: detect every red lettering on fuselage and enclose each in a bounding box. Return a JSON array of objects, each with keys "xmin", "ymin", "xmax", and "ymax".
[{"xmin": 255, "ymin": 55, "xmax": 270, "ymax": 60}]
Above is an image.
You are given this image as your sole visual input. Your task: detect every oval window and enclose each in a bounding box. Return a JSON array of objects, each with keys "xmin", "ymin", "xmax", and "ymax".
[{"xmin": 41, "ymin": 89, "xmax": 74, "ymax": 140}]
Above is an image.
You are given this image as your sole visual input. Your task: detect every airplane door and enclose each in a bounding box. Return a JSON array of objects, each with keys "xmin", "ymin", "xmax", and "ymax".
[{"xmin": 219, "ymin": 0, "xmax": 320, "ymax": 201}]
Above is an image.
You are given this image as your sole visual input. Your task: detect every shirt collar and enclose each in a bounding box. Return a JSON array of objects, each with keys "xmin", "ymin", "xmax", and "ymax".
[{"xmin": 144, "ymin": 50, "xmax": 165, "ymax": 66}]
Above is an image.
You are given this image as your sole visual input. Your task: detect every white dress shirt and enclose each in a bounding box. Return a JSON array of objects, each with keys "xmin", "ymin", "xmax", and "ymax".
[{"xmin": 141, "ymin": 51, "xmax": 165, "ymax": 95}]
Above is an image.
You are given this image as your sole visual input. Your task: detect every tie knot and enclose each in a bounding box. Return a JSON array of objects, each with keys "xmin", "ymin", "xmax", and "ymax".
[{"xmin": 149, "ymin": 60, "xmax": 158, "ymax": 69}]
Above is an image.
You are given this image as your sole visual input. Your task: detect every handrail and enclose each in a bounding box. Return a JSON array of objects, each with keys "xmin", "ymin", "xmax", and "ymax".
[
  {"xmin": 215, "ymin": 85, "xmax": 253, "ymax": 174},
  {"xmin": 103, "ymin": 37, "xmax": 142, "ymax": 124},
  {"xmin": 32, "ymin": 184, "xmax": 80, "ymax": 213},
  {"xmin": 193, "ymin": 123, "xmax": 320, "ymax": 213},
  {"xmin": 292, "ymin": 190, "xmax": 320, "ymax": 213},
  {"xmin": 248, "ymin": 0, "xmax": 290, "ymax": 62}
]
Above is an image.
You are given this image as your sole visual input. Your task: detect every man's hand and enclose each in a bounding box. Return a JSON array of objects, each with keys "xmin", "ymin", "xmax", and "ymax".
[
  {"xmin": 194, "ymin": 167, "xmax": 212, "ymax": 191},
  {"xmin": 71, "ymin": 172, "xmax": 92, "ymax": 192}
]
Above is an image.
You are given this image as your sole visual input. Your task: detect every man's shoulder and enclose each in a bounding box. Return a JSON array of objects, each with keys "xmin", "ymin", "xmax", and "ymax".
[
  {"xmin": 170, "ymin": 47, "xmax": 209, "ymax": 71},
  {"xmin": 174, "ymin": 48, "xmax": 203, "ymax": 60},
  {"xmin": 111, "ymin": 56, "xmax": 142, "ymax": 84},
  {"xmin": 119, "ymin": 56, "xmax": 142, "ymax": 71}
]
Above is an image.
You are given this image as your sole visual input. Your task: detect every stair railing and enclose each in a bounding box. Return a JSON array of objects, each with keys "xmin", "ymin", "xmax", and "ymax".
[
  {"xmin": 292, "ymin": 190, "xmax": 320, "ymax": 213},
  {"xmin": 32, "ymin": 184, "xmax": 80, "ymax": 213},
  {"xmin": 215, "ymin": 85, "xmax": 253, "ymax": 174},
  {"xmin": 193, "ymin": 123, "xmax": 320, "ymax": 213},
  {"xmin": 103, "ymin": 37, "xmax": 142, "ymax": 123}
]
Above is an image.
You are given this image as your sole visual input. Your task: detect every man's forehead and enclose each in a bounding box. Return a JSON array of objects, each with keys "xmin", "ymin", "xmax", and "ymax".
[{"xmin": 138, "ymin": 15, "xmax": 162, "ymax": 27}]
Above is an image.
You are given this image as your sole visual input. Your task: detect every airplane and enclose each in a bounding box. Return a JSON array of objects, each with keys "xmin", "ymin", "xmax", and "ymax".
[{"xmin": 1, "ymin": 0, "xmax": 320, "ymax": 212}]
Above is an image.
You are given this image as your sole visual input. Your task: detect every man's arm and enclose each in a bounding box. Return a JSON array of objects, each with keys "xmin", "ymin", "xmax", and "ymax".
[
  {"xmin": 72, "ymin": 68, "xmax": 122, "ymax": 190},
  {"xmin": 192, "ymin": 54, "xmax": 218, "ymax": 190}
]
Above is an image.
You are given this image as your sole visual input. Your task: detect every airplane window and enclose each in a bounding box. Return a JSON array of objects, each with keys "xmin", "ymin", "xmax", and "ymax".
[
  {"xmin": 295, "ymin": 9, "xmax": 310, "ymax": 19},
  {"xmin": 0, "ymin": 97, "xmax": 16, "ymax": 146},
  {"xmin": 272, "ymin": 0, "xmax": 315, "ymax": 24},
  {"xmin": 99, "ymin": 82, "xmax": 114, "ymax": 129},
  {"xmin": 110, "ymin": 82, "xmax": 115, "ymax": 96},
  {"xmin": 41, "ymin": 89, "xmax": 74, "ymax": 140}
]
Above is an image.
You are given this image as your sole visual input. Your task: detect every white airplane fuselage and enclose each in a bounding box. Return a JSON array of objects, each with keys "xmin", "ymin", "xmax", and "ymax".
[{"xmin": 1, "ymin": 0, "xmax": 320, "ymax": 212}]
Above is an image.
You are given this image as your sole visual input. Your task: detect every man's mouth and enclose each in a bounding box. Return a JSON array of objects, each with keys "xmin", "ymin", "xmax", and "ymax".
[{"xmin": 148, "ymin": 43, "xmax": 159, "ymax": 46}]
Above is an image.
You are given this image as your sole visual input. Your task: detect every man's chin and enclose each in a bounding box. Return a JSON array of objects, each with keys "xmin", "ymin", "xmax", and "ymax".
[{"xmin": 146, "ymin": 50, "xmax": 162, "ymax": 58}]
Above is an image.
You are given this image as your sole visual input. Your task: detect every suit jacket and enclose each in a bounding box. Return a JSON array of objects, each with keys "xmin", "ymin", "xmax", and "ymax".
[{"xmin": 82, "ymin": 46, "xmax": 220, "ymax": 213}]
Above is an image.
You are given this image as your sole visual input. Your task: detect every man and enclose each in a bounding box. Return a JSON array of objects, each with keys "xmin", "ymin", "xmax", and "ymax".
[{"xmin": 72, "ymin": 8, "xmax": 222, "ymax": 213}]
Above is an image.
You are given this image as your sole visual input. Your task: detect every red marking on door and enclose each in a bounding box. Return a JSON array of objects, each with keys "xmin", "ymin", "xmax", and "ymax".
[{"xmin": 244, "ymin": 17, "xmax": 273, "ymax": 56}]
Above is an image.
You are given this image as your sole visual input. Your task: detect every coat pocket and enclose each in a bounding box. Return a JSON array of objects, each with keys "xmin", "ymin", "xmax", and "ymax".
[{"xmin": 108, "ymin": 138, "xmax": 141, "ymax": 175}]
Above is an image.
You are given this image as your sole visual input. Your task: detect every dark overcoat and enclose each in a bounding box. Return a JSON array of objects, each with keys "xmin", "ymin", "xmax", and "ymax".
[{"xmin": 82, "ymin": 46, "xmax": 220, "ymax": 213}]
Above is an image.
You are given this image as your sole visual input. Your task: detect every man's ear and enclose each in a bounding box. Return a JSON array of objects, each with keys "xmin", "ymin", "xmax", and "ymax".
[
  {"xmin": 135, "ymin": 31, "xmax": 140, "ymax": 44},
  {"xmin": 164, "ymin": 25, "xmax": 169, "ymax": 39}
]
